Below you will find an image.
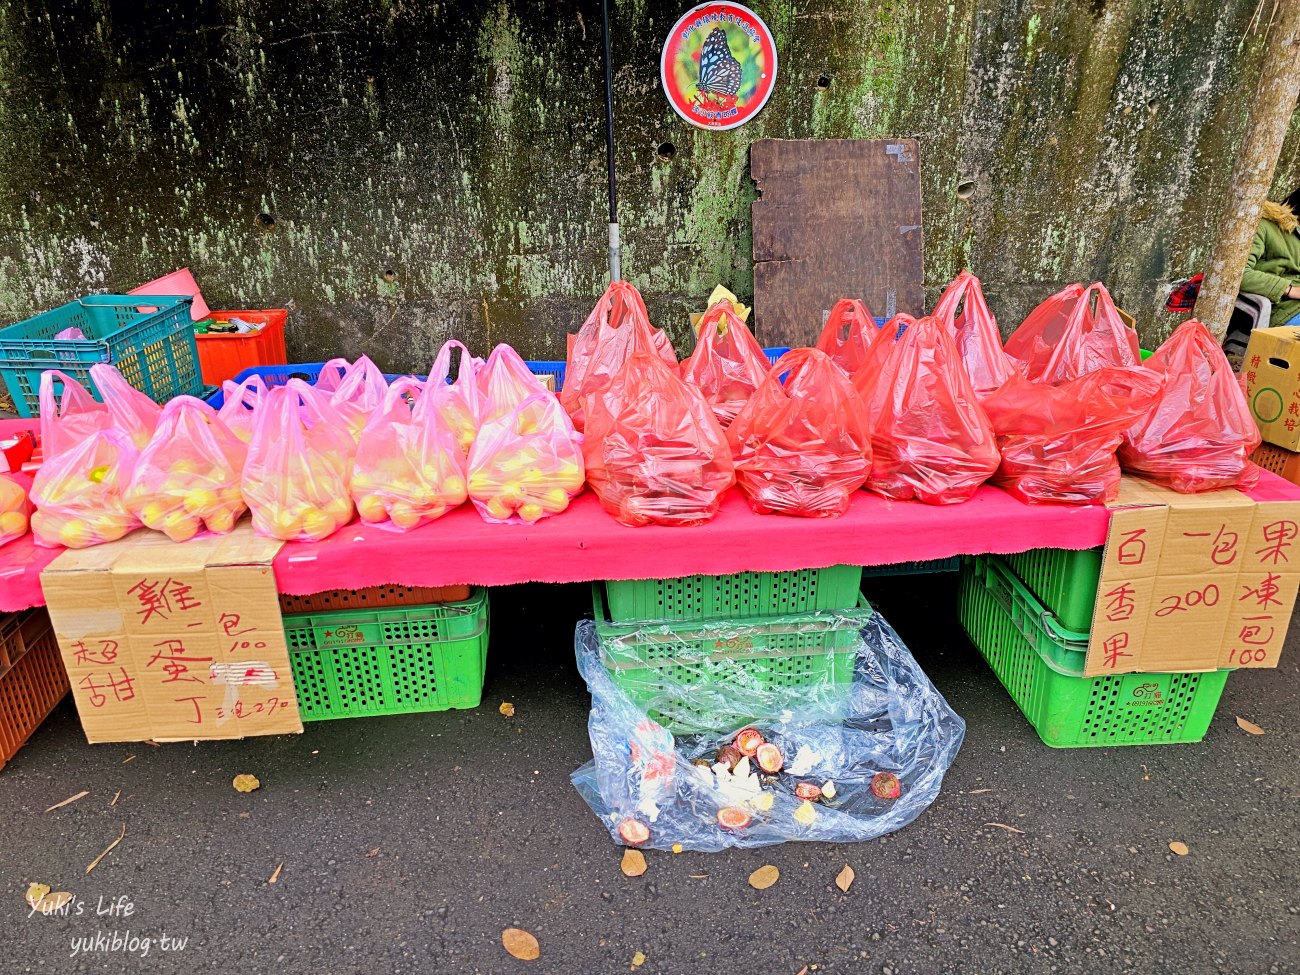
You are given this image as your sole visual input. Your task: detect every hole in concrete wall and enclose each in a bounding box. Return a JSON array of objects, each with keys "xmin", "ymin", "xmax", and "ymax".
[
  {"xmin": 656, "ymin": 141, "xmax": 676, "ymax": 161},
  {"xmin": 816, "ymin": 73, "xmax": 832, "ymax": 90},
  {"xmin": 382, "ymin": 269, "xmax": 397, "ymax": 283},
  {"xmin": 88, "ymin": 211, "xmax": 101, "ymax": 228},
  {"xmin": 256, "ymin": 212, "xmax": 276, "ymax": 229},
  {"xmin": 1147, "ymin": 96, "xmax": 1160, "ymax": 112},
  {"xmin": 956, "ymin": 179, "xmax": 976, "ymax": 200}
]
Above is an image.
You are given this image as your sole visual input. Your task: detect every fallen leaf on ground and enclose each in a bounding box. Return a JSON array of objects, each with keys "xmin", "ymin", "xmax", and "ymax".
[
  {"xmin": 232, "ymin": 774, "xmax": 261, "ymax": 793},
  {"xmin": 796, "ymin": 967, "xmax": 809, "ymax": 975},
  {"xmin": 268, "ymin": 862, "xmax": 283, "ymax": 884},
  {"xmin": 25, "ymin": 883, "xmax": 50, "ymax": 910},
  {"xmin": 1169, "ymin": 841, "xmax": 1190, "ymax": 856},
  {"xmin": 1236, "ymin": 716, "xmax": 1266, "ymax": 735},
  {"xmin": 144, "ymin": 740, "xmax": 160, "ymax": 748},
  {"xmin": 984, "ymin": 822, "xmax": 1025, "ymax": 834},
  {"xmin": 967, "ymin": 788, "xmax": 993, "ymax": 795},
  {"xmin": 365, "ymin": 848, "xmax": 380, "ymax": 858},
  {"xmin": 121, "ymin": 755, "xmax": 135, "ymax": 764},
  {"xmin": 620, "ymin": 849, "xmax": 647, "ymax": 877},
  {"xmin": 86, "ymin": 823, "xmax": 126, "ymax": 874},
  {"xmin": 110, "ymin": 791, "xmax": 120, "ymax": 807},
  {"xmin": 498, "ymin": 701, "xmax": 516, "ymax": 717},
  {"xmin": 630, "ymin": 950, "xmax": 646, "ymax": 970},
  {"xmin": 748, "ymin": 864, "xmax": 780, "ymax": 890},
  {"xmin": 45, "ymin": 790, "xmax": 90, "ymax": 812},
  {"xmin": 502, "ymin": 927, "xmax": 540, "ymax": 961},
  {"xmin": 671, "ymin": 843, "xmax": 683, "ymax": 854},
  {"xmin": 835, "ymin": 864, "xmax": 855, "ymax": 893},
  {"xmin": 688, "ymin": 873, "xmax": 708, "ymax": 879}
]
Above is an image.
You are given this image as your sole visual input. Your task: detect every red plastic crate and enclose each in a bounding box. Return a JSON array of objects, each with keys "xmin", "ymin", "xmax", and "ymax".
[
  {"xmin": 195, "ymin": 309, "xmax": 289, "ymax": 385},
  {"xmin": 0, "ymin": 609, "xmax": 69, "ymax": 771}
]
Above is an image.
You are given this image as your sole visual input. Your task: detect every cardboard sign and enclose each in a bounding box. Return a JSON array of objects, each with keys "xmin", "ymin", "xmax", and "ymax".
[
  {"xmin": 41, "ymin": 524, "xmax": 303, "ymax": 743},
  {"xmin": 1244, "ymin": 326, "xmax": 1300, "ymax": 450},
  {"xmin": 1086, "ymin": 478, "xmax": 1300, "ymax": 676}
]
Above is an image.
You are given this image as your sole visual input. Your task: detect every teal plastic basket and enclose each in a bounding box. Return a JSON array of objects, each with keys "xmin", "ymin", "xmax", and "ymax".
[
  {"xmin": 282, "ymin": 589, "xmax": 489, "ymax": 721},
  {"xmin": 0, "ymin": 295, "xmax": 201, "ymax": 416},
  {"xmin": 862, "ymin": 557, "xmax": 961, "ymax": 577}
]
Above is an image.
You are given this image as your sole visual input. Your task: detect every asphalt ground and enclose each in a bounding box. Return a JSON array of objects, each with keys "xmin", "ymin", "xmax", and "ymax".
[{"xmin": 2, "ymin": 574, "xmax": 1298, "ymax": 975}]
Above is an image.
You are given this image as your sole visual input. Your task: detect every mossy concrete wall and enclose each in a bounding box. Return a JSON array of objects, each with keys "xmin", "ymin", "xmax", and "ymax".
[{"xmin": 0, "ymin": 0, "xmax": 1296, "ymax": 368}]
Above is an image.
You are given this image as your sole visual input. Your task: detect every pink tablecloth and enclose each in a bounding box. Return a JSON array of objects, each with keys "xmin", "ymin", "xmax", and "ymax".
[{"xmin": 5, "ymin": 472, "xmax": 1298, "ymax": 612}]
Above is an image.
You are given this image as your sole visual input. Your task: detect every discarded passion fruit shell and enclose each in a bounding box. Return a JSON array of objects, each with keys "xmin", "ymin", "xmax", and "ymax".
[
  {"xmin": 734, "ymin": 727, "xmax": 765, "ymax": 757},
  {"xmin": 716, "ymin": 745, "xmax": 744, "ymax": 770},
  {"xmin": 717, "ymin": 806, "xmax": 751, "ymax": 830},
  {"xmin": 871, "ymin": 772, "xmax": 902, "ymax": 800},
  {"xmin": 617, "ymin": 818, "xmax": 651, "ymax": 846},
  {"xmin": 755, "ymin": 742, "xmax": 784, "ymax": 774},
  {"xmin": 794, "ymin": 782, "xmax": 823, "ymax": 802}
]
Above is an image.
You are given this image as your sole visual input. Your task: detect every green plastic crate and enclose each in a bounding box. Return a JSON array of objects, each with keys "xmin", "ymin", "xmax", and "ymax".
[
  {"xmin": 1002, "ymin": 548, "xmax": 1103, "ymax": 632},
  {"xmin": 282, "ymin": 589, "xmax": 489, "ymax": 721},
  {"xmin": 959, "ymin": 555, "xmax": 1229, "ymax": 748},
  {"xmin": 862, "ymin": 557, "xmax": 960, "ymax": 577},
  {"xmin": 603, "ymin": 564, "xmax": 863, "ymax": 622},
  {"xmin": 0, "ymin": 295, "xmax": 203, "ymax": 417},
  {"xmin": 593, "ymin": 582, "xmax": 872, "ymax": 733}
]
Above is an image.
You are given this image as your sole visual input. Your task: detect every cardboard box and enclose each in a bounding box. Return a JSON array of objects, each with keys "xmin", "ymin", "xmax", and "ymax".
[
  {"xmin": 531, "ymin": 372, "xmax": 556, "ymax": 393},
  {"xmin": 40, "ymin": 524, "xmax": 303, "ymax": 743},
  {"xmin": 1244, "ymin": 326, "xmax": 1300, "ymax": 450},
  {"xmin": 1252, "ymin": 442, "xmax": 1300, "ymax": 486},
  {"xmin": 1085, "ymin": 477, "xmax": 1300, "ymax": 676}
]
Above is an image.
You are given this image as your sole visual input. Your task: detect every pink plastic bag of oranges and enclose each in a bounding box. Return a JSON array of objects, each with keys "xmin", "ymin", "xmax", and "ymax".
[
  {"xmin": 562, "ymin": 282, "xmax": 677, "ymax": 431},
  {"xmin": 30, "ymin": 370, "xmax": 140, "ymax": 548},
  {"xmin": 89, "ymin": 362, "xmax": 161, "ymax": 451},
  {"xmin": 218, "ymin": 373, "xmax": 268, "ymax": 444},
  {"xmin": 584, "ymin": 352, "xmax": 734, "ymax": 527},
  {"xmin": 860, "ymin": 316, "xmax": 1000, "ymax": 504},
  {"xmin": 428, "ymin": 340, "xmax": 484, "ymax": 457},
  {"xmin": 0, "ymin": 475, "xmax": 31, "ymax": 548},
  {"xmin": 124, "ymin": 396, "xmax": 248, "ymax": 541},
  {"xmin": 727, "ymin": 348, "xmax": 872, "ymax": 517},
  {"xmin": 478, "ymin": 343, "xmax": 550, "ymax": 424},
  {"xmin": 316, "ymin": 356, "xmax": 389, "ymax": 443},
  {"xmin": 1005, "ymin": 282, "xmax": 1141, "ymax": 385},
  {"xmin": 1120, "ymin": 319, "xmax": 1260, "ymax": 493},
  {"xmin": 815, "ymin": 298, "xmax": 880, "ymax": 374},
  {"xmin": 242, "ymin": 379, "xmax": 356, "ymax": 541},
  {"xmin": 352, "ymin": 377, "xmax": 468, "ymax": 531},
  {"xmin": 467, "ymin": 391, "xmax": 584, "ymax": 524},
  {"xmin": 931, "ymin": 270, "xmax": 1015, "ymax": 399},
  {"xmin": 679, "ymin": 300, "xmax": 770, "ymax": 428},
  {"xmin": 982, "ymin": 368, "xmax": 1164, "ymax": 504}
]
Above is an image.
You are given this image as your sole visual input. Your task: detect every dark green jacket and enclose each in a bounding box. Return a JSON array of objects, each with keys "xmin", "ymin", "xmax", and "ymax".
[{"xmin": 1239, "ymin": 201, "xmax": 1300, "ymax": 326}]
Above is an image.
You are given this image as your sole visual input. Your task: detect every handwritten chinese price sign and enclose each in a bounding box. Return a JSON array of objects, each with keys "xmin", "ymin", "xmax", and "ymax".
[
  {"xmin": 41, "ymin": 526, "xmax": 302, "ymax": 743},
  {"xmin": 1085, "ymin": 480, "xmax": 1300, "ymax": 677}
]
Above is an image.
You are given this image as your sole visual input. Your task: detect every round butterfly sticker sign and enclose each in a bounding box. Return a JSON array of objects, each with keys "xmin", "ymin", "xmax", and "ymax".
[{"xmin": 661, "ymin": 2, "xmax": 778, "ymax": 131}]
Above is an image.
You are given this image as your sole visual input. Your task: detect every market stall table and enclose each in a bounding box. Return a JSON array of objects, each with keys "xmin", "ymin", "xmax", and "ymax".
[{"xmin": 3, "ymin": 470, "xmax": 1298, "ymax": 612}]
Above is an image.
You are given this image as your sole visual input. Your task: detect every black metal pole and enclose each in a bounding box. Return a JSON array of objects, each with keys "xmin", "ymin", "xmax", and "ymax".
[{"xmin": 600, "ymin": 0, "xmax": 621, "ymax": 281}]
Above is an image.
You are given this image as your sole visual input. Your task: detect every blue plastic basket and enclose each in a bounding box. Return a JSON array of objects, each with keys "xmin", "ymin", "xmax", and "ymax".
[
  {"xmin": 204, "ymin": 362, "xmax": 414, "ymax": 408},
  {"xmin": 0, "ymin": 295, "xmax": 201, "ymax": 417}
]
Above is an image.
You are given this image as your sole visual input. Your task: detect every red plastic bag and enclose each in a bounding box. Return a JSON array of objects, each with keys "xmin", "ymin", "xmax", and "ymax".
[
  {"xmin": 316, "ymin": 356, "xmax": 389, "ymax": 442},
  {"xmin": 467, "ymin": 391, "xmax": 584, "ymax": 524},
  {"xmin": 88, "ymin": 363, "xmax": 161, "ymax": 451},
  {"xmin": 861, "ymin": 316, "xmax": 1000, "ymax": 504},
  {"xmin": 1005, "ymin": 282, "xmax": 1141, "ymax": 384},
  {"xmin": 562, "ymin": 282, "xmax": 677, "ymax": 431},
  {"xmin": 815, "ymin": 298, "xmax": 880, "ymax": 374},
  {"xmin": 124, "ymin": 396, "xmax": 248, "ymax": 540},
  {"xmin": 218, "ymin": 373, "xmax": 267, "ymax": 445},
  {"xmin": 478, "ymin": 343, "xmax": 551, "ymax": 425},
  {"xmin": 727, "ymin": 348, "xmax": 872, "ymax": 517},
  {"xmin": 679, "ymin": 300, "xmax": 770, "ymax": 428},
  {"xmin": 982, "ymin": 368, "xmax": 1164, "ymax": 504},
  {"xmin": 427, "ymin": 340, "xmax": 483, "ymax": 456},
  {"xmin": 931, "ymin": 270, "xmax": 1015, "ymax": 398},
  {"xmin": 352, "ymin": 377, "xmax": 468, "ymax": 530},
  {"xmin": 0, "ymin": 475, "xmax": 31, "ymax": 548},
  {"xmin": 1119, "ymin": 319, "xmax": 1260, "ymax": 492},
  {"xmin": 30, "ymin": 370, "xmax": 140, "ymax": 548},
  {"xmin": 852, "ymin": 314, "xmax": 915, "ymax": 426},
  {"xmin": 584, "ymin": 352, "xmax": 735, "ymax": 527},
  {"xmin": 242, "ymin": 379, "xmax": 357, "ymax": 541}
]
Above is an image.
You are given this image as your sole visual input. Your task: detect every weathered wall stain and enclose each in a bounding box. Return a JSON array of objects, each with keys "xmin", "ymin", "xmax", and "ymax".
[{"xmin": 0, "ymin": 0, "xmax": 1295, "ymax": 369}]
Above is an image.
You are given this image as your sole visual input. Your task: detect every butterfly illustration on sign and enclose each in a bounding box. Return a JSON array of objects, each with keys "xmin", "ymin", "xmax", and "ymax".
[{"xmin": 661, "ymin": 2, "xmax": 778, "ymax": 131}]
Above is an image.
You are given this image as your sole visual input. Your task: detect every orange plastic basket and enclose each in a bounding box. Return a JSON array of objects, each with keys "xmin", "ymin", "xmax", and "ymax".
[
  {"xmin": 195, "ymin": 309, "xmax": 289, "ymax": 385},
  {"xmin": 0, "ymin": 609, "xmax": 69, "ymax": 771}
]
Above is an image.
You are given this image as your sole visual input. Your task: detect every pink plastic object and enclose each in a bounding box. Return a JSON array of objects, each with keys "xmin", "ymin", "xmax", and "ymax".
[
  {"xmin": 128, "ymin": 267, "xmax": 210, "ymax": 321},
  {"xmin": 814, "ymin": 298, "xmax": 880, "ymax": 374},
  {"xmin": 88, "ymin": 363, "xmax": 161, "ymax": 451},
  {"xmin": 1005, "ymin": 282, "xmax": 1141, "ymax": 385},
  {"xmin": 478, "ymin": 343, "xmax": 552, "ymax": 426},
  {"xmin": 0, "ymin": 474, "xmax": 31, "ymax": 548},
  {"xmin": 583, "ymin": 352, "xmax": 734, "ymax": 527},
  {"xmin": 315, "ymin": 356, "xmax": 390, "ymax": 443},
  {"xmin": 1120, "ymin": 319, "xmax": 1261, "ymax": 493},
  {"xmin": 931, "ymin": 270, "xmax": 1015, "ymax": 399},
  {"xmin": 427, "ymin": 340, "xmax": 483, "ymax": 456},
  {"xmin": 467, "ymin": 390, "xmax": 584, "ymax": 525},
  {"xmin": 125, "ymin": 397, "xmax": 248, "ymax": 540},
  {"xmin": 53, "ymin": 326, "xmax": 86, "ymax": 340},
  {"xmin": 679, "ymin": 300, "xmax": 770, "ymax": 428},
  {"xmin": 217, "ymin": 373, "xmax": 268, "ymax": 444},
  {"xmin": 727, "ymin": 348, "xmax": 872, "ymax": 518},
  {"xmin": 241, "ymin": 379, "xmax": 357, "ymax": 541},
  {"xmin": 352, "ymin": 377, "xmax": 468, "ymax": 531}
]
